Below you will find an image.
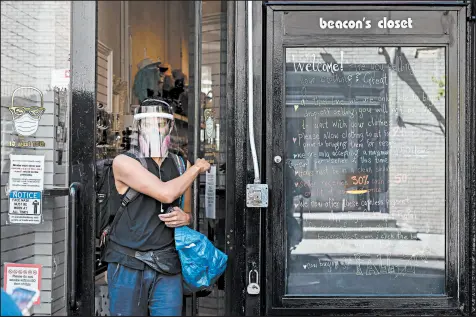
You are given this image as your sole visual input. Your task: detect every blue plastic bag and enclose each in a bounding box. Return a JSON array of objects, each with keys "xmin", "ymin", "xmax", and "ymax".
[{"xmin": 175, "ymin": 226, "xmax": 228, "ymax": 295}]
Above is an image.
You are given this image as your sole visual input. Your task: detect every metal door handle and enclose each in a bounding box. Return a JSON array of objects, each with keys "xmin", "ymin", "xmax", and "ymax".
[{"xmin": 68, "ymin": 182, "xmax": 81, "ymax": 311}]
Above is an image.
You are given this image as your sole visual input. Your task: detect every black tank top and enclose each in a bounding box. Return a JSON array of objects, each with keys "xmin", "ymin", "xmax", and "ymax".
[{"xmin": 104, "ymin": 156, "xmax": 181, "ymax": 270}]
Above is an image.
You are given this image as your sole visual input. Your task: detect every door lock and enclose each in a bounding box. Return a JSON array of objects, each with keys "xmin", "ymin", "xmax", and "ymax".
[{"xmin": 247, "ymin": 269, "xmax": 260, "ymax": 295}]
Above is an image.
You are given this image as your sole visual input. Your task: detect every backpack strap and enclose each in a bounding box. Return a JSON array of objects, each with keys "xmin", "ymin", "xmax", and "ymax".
[
  {"xmin": 107, "ymin": 151, "xmax": 147, "ymax": 235},
  {"xmin": 110, "ymin": 188, "xmax": 139, "ymax": 231},
  {"xmin": 100, "ymin": 186, "xmax": 140, "ymax": 248},
  {"xmin": 168, "ymin": 152, "xmax": 186, "ymax": 174},
  {"xmin": 168, "ymin": 153, "xmax": 187, "ymax": 209}
]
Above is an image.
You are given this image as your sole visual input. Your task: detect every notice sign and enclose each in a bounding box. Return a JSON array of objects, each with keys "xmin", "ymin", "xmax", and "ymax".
[
  {"xmin": 9, "ymin": 191, "xmax": 42, "ymax": 224},
  {"xmin": 8, "ymin": 155, "xmax": 45, "ymax": 192},
  {"xmin": 4, "ymin": 263, "xmax": 42, "ymax": 305},
  {"xmin": 205, "ymin": 165, "xmax": 216, "ymax": 219}
]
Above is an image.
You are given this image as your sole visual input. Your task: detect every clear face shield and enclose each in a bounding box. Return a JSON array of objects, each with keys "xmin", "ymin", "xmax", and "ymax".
[{"xmin": 131, "ymin": 100, "xmax": 176, "ymax": 158}]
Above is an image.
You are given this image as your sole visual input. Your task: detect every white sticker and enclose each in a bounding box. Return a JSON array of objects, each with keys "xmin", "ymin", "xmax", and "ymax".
[
  {"xmin": 205, "ymin": 165, "xmax": 217, "ymax": 219},
  {"xmin": 8, "ymin": 191, "xmax": 42, "ymax": 224},
  {"xmin": 51, "ymin": 69, "xmax": 70, "ymax": 89},
  {"xmin": 8, "ymin": 155, "xmax": 45, "ymax": 192}
]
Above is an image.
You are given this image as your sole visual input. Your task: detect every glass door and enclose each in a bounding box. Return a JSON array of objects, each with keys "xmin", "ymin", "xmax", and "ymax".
[
  {"xmin": 93, "ymin": 1, "xmax": 229, "ymax": 315},
  {"xmin": 284, "ymin": 46, "xmax": 444, "ymax": 296},
  {"xmin": 0, "ymin": 1, "xmax": 92, "ymax": 315},
  {"xmin": 265, "ymin": 4, "xmax": 467, "ymax": 315}
]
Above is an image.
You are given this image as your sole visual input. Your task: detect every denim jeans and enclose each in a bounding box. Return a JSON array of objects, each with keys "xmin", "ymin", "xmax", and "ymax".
[{"xmin": 107, "ymin": 263, "xmax": 183, "ymax": 316}]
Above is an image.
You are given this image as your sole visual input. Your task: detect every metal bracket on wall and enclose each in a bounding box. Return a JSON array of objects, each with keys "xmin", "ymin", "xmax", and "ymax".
[
  {"xmin": 246, "ymin": 184, "xmax": 269, "ymax": 208},
  {"xmin": 468, "ymin": 15, "xmax": 476, "ymax": 22},
  {"xmin": 43, "ymin": 187, "xmax": 69, "ymax": 197}
]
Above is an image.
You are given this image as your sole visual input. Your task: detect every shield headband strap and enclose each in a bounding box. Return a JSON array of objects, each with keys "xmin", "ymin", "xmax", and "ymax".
[
  {"xmin": 141, "ymin": 98, "xmax": 171, "ymax": 107},
  {"xmin": 134, "ymin": 113, "xmax": 174, "ymax": 120}
]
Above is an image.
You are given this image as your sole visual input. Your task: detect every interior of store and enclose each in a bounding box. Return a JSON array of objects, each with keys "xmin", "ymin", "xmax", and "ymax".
[
  {"xmin": 95, "ymin": 1, "xmax": 227, "ymax": 315},
  {"xmin": 97, "ymin": 0, "xmax": 191, "ymax": 160}
]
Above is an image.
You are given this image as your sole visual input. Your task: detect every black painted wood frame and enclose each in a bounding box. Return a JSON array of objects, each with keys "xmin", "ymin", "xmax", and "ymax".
[
  {"xmin": 69, "ymin": 1, "xmax": 97, "ymax": 316},
  {"xmin": 255, "ymin": 1, "xmax": 476, "ymax": 316}
]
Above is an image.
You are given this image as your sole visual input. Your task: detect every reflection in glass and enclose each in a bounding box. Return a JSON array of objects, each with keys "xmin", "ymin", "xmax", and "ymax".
[
  {"xmin": 285, "ymin": 47, "xmax": 446, "ymax": 296},
  {"xmin": 197, "ymin": 0, "xmax": 228, "ymax": 306},
  {"xmin": 1, "ymin": 2, "xmax": 72, "ymax": 314}
]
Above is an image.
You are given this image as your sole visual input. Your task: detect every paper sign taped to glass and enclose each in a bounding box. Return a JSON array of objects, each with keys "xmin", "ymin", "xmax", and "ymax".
[{"xmin": 8, "ymin": 191, "xmax": 42, "ymax": 225}]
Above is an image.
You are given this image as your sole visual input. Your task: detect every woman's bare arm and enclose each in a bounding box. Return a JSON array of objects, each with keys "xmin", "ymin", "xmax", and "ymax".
[{"xmin": 113, "ymin": 154, "xmax": 209, "ymax": 204}]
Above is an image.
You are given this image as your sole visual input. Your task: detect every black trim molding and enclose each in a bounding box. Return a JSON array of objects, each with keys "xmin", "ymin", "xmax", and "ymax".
[
  {"xmin": 467, "ymin": 0, "xmax": 476, "ymax": 314},
  {"xmin": 69, "ymin": 1, "xmax": 97, "ymax": 316},
  {"xmin": 263, "ymin": 3, "xmax": 474, "ymax": 316}
]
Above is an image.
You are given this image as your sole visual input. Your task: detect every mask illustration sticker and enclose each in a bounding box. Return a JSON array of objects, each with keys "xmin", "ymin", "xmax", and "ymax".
[
  {"xmin": 9, "ymin": 87, "xmax": 45, "ymax": 137},
  {"xmin": 9, "ymin": 106, "xmax": 45, "ymax": 136}
]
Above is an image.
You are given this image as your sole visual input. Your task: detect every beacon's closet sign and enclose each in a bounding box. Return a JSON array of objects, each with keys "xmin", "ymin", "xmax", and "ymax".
[
  {"xmin": 319, "ymin": 17, "xmax": 414, "ymax": 30},
  {"xmin": 282, "ymin": 11, "xmax": 452, "ymax": 36}
]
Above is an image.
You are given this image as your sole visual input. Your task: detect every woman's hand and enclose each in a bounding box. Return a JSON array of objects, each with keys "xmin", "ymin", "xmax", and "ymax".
[
  {"xmin": 193, "ymin": 158, "xmax": 211, "ymax": 173},
  {"xmin": 158, "ymin": 207, "xmax": 191, "ymax": 228}
]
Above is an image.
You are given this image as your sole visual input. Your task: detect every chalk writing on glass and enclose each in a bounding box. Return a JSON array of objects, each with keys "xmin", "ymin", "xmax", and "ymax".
[{"xmin": 284, "ymin": 47, "xmax": 446, "ymax": 296}]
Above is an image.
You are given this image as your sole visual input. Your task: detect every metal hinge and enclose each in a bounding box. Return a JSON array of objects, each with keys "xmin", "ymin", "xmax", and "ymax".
[{"xmin": 468, "ymin": 15, "xmax": 476, "ymax": 22}]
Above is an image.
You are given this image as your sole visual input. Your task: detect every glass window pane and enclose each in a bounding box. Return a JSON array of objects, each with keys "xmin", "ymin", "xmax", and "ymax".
[
  {"xmin": 285, "ymin": 47, "xmax": 446, "ymax": 296},
  {"xmin": 1, "ymin": 1, "xmax": 72, "ymax": 314}
]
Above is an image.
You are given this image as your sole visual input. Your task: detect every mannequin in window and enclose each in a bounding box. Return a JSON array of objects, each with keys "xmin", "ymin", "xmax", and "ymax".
[
  {"xmin": 169, "ymin": 69, "xmax": 186, "ymax": 115},
  {"xmin": 133, "ymin": 58, "xmax": 168, "ymax": 103},
  {"xmin": 169, "ymin": 69, "xmax": 185, "ymax": 100},
  {"xmin": 159, "ymin": 63, "xmax": 174, "ymax": 99},
  {"xmin": 96, "ymin": 103, "xmax": 111, "ymax": 145}
]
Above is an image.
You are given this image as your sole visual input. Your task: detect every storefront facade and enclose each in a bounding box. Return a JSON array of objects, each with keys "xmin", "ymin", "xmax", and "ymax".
[{"xmin": 0, "ymin": 1, "xmax": 475, "ymax": 316}]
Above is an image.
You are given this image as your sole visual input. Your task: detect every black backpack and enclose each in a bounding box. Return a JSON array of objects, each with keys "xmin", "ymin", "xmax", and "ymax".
[
  {"xmin": 95, "ymin": 152, "xmax": 186, "ymax": 247},
  {"xmin": 95, "ymin": 157, "xmax": 117, "ymax": 240}
]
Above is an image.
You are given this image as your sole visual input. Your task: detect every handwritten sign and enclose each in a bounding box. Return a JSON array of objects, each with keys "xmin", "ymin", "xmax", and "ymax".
[
  {"xmin": 318, "ymin": 117, "xmax": 349, "ymax": 159},
  {"xmin": 283, "ymin": 46, "xmax": 446, "ymax": 295}
]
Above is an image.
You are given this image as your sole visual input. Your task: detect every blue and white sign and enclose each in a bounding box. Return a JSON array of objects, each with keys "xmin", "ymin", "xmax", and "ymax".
[{"xmin": 8, "ymin": 191, "xmax": 42, "ymax": 224}]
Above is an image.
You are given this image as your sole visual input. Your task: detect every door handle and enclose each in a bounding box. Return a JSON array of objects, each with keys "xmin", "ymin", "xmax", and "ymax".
[{"xmin": 68, "ymin": 182, "xmax": 81, "ymax": 311}]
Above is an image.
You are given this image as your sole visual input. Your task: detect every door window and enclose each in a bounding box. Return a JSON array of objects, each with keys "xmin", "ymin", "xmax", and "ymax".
[
  {"xmin": 284, "ymin": 46, "xmax": 446, "ymax": 296},
  {"xmin": 1, "ymin": 1, "xmax": 72, "ymax": 315}
]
